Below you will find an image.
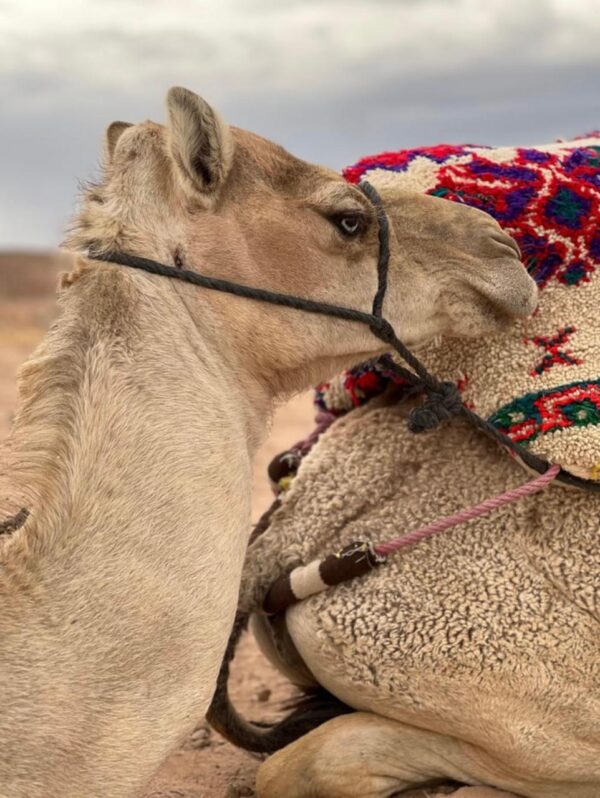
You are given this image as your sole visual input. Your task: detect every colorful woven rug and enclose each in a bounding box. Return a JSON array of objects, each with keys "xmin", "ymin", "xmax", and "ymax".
[{"xmin": 314, "ymin": 136, "xmax": 600, "ymax": 482}]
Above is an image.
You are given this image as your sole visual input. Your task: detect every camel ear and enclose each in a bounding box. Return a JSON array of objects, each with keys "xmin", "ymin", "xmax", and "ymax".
[
  {"xmin": 166, "ymin": 87, "xmax": 233, "ymax": 197},
  {"xmin": 104, "ymin": 121, "xmax": 132, "ymax": 162}
]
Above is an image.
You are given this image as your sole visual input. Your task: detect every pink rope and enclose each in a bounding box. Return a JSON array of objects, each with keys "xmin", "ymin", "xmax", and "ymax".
[{"xmin": 374, "ymin": 464, "xmax": 561, "ymax": 557}]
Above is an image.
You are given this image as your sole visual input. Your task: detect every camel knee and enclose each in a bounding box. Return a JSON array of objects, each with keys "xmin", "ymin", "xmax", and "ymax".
[
  {"xmin": 255, "ymin": 711, "xmax": 549, "ymax": 798},
  {"xmin": 451, "ymin": 791, "xmax": 521, "ymax": 798},
  {"xmin": 256, "ymin": 712, "xmax": 447, "ymax": 798}
]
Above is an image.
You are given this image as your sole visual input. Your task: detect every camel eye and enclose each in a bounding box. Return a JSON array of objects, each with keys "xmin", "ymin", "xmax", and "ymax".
[{"xmin": 330, "ymin": 213, "xmax": 365, "ymax": 237}]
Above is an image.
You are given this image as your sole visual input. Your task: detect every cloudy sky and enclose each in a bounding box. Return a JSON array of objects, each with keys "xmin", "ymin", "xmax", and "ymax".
[{"xmin": 1, "ymin": 0, "xmax": 599, "ymax": 249}]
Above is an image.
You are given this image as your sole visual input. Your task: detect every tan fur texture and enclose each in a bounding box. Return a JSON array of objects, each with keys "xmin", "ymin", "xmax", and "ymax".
[
  {"xmin": 0, "ymin": 86, "xmax": 536, "ymax": 798},
  {"xmin": 245, "ymin": 396, "xmax": 600, "ymax": 797}
]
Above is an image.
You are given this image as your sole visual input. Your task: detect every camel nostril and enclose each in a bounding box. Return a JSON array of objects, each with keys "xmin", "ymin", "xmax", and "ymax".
[{"xmin": 491, "ymin": 232, "xmax": 522, "ymax": 260}]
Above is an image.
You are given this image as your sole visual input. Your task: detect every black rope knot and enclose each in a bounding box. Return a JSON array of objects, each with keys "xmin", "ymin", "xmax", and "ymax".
[
  {"xmin": 369, "ymin": 317, "xmax": 395, "ymax": 341},
  {"xmin": 407, "ymin": 381, "xmax": 463, "ymax": 434}
]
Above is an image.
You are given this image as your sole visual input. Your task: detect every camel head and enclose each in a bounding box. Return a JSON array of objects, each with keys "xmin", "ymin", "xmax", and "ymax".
[{"xmin": 67, "ymin": 87, "xmax": 538, "ymax": 393}]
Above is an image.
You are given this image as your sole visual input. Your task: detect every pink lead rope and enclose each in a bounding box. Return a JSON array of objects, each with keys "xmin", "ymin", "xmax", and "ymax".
[
  {"xmin": 374, "ymin": 463, "xmax": 561, "ymax": 557},
  {"xmin": 263, "ymin": 463, "xmax": 561, "ymax": 614}
]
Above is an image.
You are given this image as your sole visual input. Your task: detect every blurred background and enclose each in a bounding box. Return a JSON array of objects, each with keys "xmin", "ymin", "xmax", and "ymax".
[
  {"xmin": 2, "ymin": 0, "xmax": 600, "ymax": 249},
  {"xmin": 1, "ymin": 4, "xmax": 599, "ymax": 794}
]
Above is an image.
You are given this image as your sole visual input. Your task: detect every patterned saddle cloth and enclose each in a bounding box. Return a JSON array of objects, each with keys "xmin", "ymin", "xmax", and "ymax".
[{"xmin": 316, "ymin": 135, "xmax": 600, "ymax": 482}]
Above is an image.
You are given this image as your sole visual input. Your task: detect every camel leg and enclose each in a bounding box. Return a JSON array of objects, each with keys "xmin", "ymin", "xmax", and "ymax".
[
  {"xmin": 452, "ymin": 791, "xmax": 520, "ymax": 798},
  {"xmin": 255, "ymin": 712, "xmax": 523, "ymax": 798}
]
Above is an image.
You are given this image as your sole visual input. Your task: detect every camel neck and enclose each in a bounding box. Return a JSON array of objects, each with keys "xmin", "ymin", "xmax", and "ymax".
[
  {"xmin": 6, "ymin": 263, "xmax": 267, "ymax": 578},
  {"xmin": 0, "ymin": 263, "xmax": 277, "ymax": 795}
]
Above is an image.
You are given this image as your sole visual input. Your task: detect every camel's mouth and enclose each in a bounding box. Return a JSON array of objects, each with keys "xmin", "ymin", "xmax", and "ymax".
[
  {"xmin": 439, "ymin": 263, "xmax": 538, "ymax": 342},
  {"xmin": 468, "ymin": 258, "xmax": 539, "ymax": 322}
]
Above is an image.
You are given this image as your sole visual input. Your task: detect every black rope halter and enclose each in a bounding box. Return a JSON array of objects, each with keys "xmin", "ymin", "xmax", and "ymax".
[{"xmin": 88, "ymin": 181, "xmax": 600, "ymax": 493}]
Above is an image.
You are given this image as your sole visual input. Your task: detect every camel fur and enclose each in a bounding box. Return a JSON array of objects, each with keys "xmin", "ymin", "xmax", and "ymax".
[
  {"xmin": 0, "ymin": 87, "xmax": 536, "ymax": 798},
  {"xmin": 231, "ymin": 136, "xmax": 600, "ymax": 798},
  {"xmin": 245, "ymin": 395, "xmax": 600, "ymax": 797}
]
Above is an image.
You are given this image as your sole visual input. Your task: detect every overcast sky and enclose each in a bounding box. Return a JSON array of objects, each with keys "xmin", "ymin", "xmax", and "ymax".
[{"xmin": 1, "ymin": 0, "xmax": 600, "ymax": 249}]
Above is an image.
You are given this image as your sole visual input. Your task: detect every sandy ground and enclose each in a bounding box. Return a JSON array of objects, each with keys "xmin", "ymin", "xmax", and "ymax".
[{"xmin": 0, "ymin": 253, "xmax": 513, "ymax": 798}]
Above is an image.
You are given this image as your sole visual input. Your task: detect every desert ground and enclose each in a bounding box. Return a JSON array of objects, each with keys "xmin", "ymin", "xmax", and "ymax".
[{"xmin": 0, "ymin": 253, "xmax": 512, "ymax": 798}]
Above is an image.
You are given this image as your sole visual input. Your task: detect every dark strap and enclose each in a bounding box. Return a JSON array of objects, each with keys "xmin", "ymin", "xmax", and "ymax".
[
  {"xmin": 90, "ymin": 248, "xmax": 383, "ymax": 329},
  {"xmin": 360, "ymin": 181, "xmax": 390, "ymax": 321},
  {"xmin": 87, "ymin": 181, "xmax": 600, "ymax": 493}
]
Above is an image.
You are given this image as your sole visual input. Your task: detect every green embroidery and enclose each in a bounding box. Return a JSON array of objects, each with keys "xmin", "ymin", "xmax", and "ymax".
[{"xmin": 489, "ymin": 380, "xmax": 600, "ymax": 443}]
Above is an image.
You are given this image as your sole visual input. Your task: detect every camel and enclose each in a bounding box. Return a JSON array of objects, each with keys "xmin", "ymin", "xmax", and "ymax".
[
  {"xmin": 244, "ymin": 405, "xmax": 600, "ymax": 798},
  {"xmin": 223, "ymin": 138, "xmax": 600, "ymax": 798},
  {"xmin": 0, "ymin": 86, "xmax": 536, "ymax": 798}
]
